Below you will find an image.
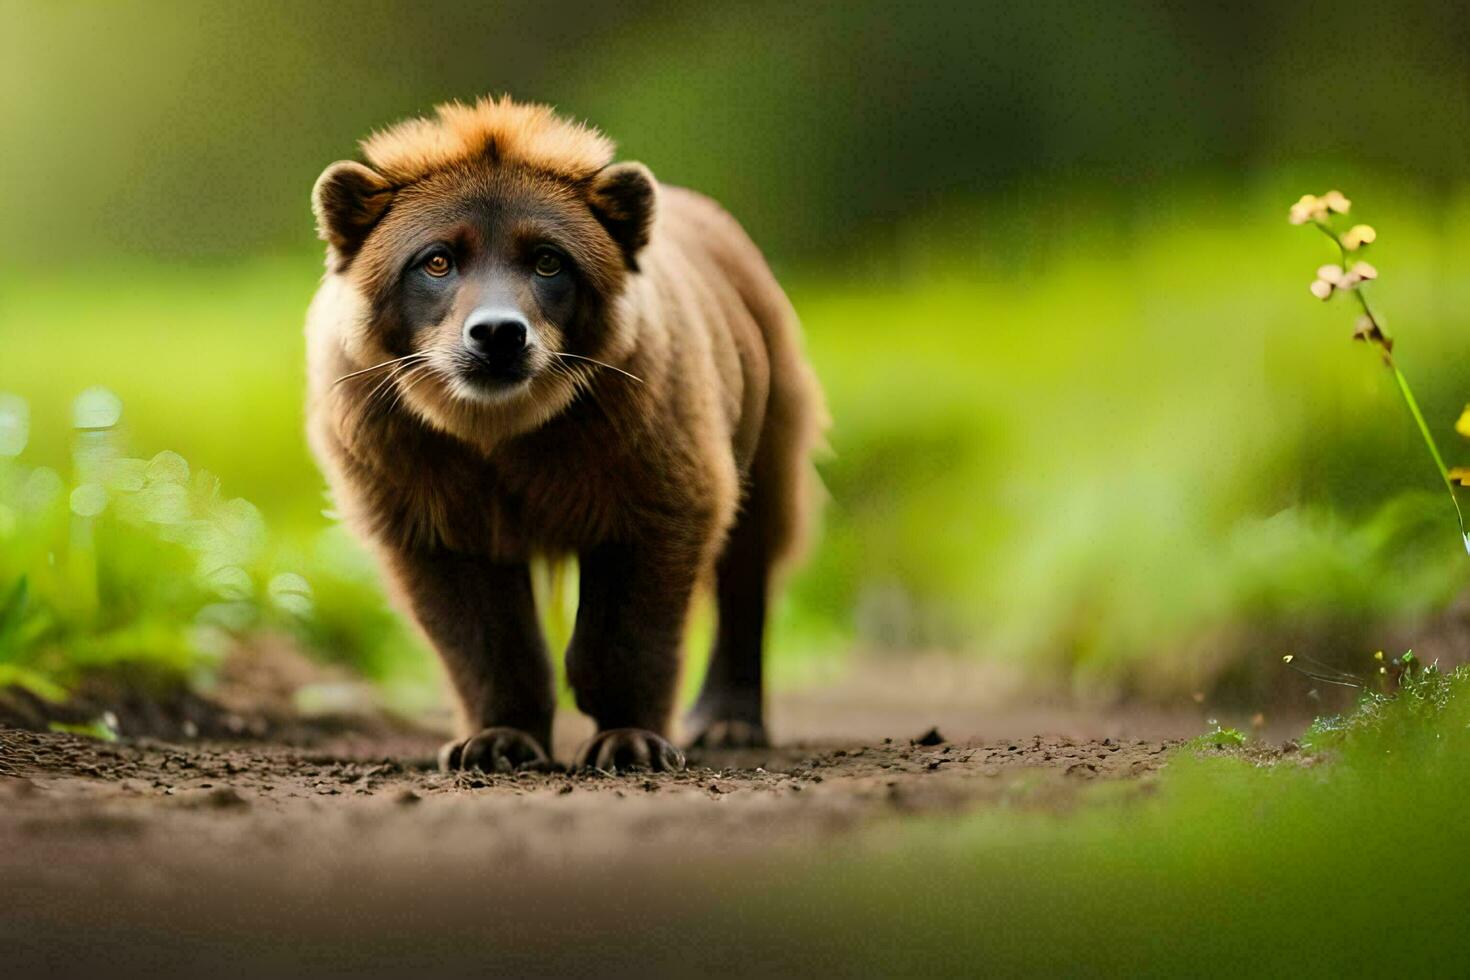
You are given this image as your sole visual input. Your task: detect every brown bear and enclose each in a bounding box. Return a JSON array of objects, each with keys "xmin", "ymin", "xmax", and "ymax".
[{"xmin": 305, "ymin": 95, "xmax": 825, "ymax": 772}]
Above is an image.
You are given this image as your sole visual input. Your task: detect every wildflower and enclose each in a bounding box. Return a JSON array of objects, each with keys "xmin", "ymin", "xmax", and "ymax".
[
  {"xmin": 1289, "ymin": 190, "xmax": 1352, "ymax": 225},
  {"xmin": 1352, "ymin": 314, "xmax": 1391, "ymax": 350},
  {"xmin": 1310, "ymin": 264, "xmax": 1340, "ymax": 298},
  {"xmin": 1314, "ymin": 261, "xmax": 1379, "ymax": 299},
  {"xmin": 1289, "ymin": 194, "xmax": 1326, "ymax": 225},
  {"xmin": 1292, "ymin": 189, "xmax": 1468, "ymax": 552},
  {"xmin": 1374, "ymin": 650, "xmax": 1384, "ymax": 661},
  {"xmin": 1336, "ymin": 262, "xmax": 1376, "ymax": 291},
  {"xmin": 1342, "ymin": 224, "xmax": 1377, "ymax": 250}
]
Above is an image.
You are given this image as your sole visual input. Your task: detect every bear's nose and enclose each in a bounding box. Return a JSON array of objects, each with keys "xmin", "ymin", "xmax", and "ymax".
[{"xmin": 463, "ymin": 310, "xmax": 529, "ymax": 362}]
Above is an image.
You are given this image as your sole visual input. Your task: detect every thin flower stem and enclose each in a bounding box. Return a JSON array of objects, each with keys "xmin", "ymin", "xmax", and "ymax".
[
  {"xmin": 1311, "ymin": 217, "xmax": 1467, "ymax": 552},
  {"xmin": 1390, "ymin": 361, "xmax": 1468, "ymax": 552}
]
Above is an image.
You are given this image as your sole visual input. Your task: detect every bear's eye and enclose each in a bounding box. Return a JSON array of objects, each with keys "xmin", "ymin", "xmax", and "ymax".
[
  {"xmin": 423, "ymin": 252, "xmax": 453, "ymax": 278},
  {"xmin": 533, "ymin": 250, "xmax": 563, "ymax": 277}
]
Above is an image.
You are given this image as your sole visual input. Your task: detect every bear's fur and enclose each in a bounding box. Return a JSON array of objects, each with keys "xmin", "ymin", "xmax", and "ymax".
[{"xmin": 305, "ymin": 95, "xmax": 825, "ymax": 771}]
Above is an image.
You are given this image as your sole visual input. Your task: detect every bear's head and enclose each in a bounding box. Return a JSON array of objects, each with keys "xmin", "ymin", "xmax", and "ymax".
[{"xmin": 312, "ymin": 96, "xmax": 656, "ymax": 448}]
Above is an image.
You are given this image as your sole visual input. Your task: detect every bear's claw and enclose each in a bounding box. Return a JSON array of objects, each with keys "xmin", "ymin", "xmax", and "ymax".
[
  {"xmin": 439, "ymin": 727, "xmax": 552, "ymax": 773},
  {"xmin": 574, "ymin": 728, "xmax": 685, "ymax": 773}
]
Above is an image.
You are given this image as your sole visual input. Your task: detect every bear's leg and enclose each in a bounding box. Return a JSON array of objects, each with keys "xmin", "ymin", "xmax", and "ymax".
[
  {"xmin": 565, "ymin": 538, "xmax": 696, "ymax": 772},
  {"xmin": 380, "ymin": 548, "xmax": 555, "ymax": 772},
  {"xmin": 686, "ymin": 489, "xmax": 770, "ymax": 749}
]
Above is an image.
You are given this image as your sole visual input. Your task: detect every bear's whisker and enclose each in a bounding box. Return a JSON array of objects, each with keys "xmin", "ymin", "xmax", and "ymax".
[
  {"xmin": 551, "ymin": 351, "xmax": 644, "ymax": 385},
  {"xmin": 361, "ymin": 365, "xmax": 407, "ymax": 411},
  {"xmin": 333, "ymin": 353, "xmax": 430, "ymax": 387},
  {"xmin": 363, "ymin": 356, "xmax": 430, "ymax": 411},
  {"xmin": 383, "ymin": 362, "xmax": 438, "ymax": 415}
]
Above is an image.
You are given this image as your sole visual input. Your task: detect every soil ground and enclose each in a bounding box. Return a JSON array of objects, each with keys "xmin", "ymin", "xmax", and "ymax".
[{"xmin": 1, "ymin": 657, "xmax": 1287, "ymax": 977}]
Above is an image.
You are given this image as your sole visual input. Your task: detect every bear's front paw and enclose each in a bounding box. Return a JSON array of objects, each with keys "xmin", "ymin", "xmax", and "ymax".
[
  {"xmin": 574, "ymin": 728, "xmax": 686, "ymax": 773},
  {"xmin": 438, "ymin": 727, "xmax": 553, "ymax": 773}
]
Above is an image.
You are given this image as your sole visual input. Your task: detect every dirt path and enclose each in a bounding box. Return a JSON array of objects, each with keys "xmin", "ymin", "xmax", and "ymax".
[
  {"xmin": 0, "ymin": 723, "xmax": 1178, "ymax": 862},
  {"xmin": 2, "ymin": 660, "xmax": 1262, "ymax": 976}
]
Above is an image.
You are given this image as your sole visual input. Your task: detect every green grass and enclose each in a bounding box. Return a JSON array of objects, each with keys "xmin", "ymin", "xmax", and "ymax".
[
  {"xmin": 1185, "ymin": 723, "xmax": 1247, "ymax": 749},
  {"xmin": 0, "ymin": 410, "xmax": 433, "ymax": 712},
  {"xmin": 1, "ymin": 182, "xmax": 1466, "ymax": 706},
  {"xmin": 691, "ymin": 664, "xmax": 1470, "ymax": 974},
  {"xmin": 797, "ymin": 182, "xmax": 1470, "ymax": 691}
]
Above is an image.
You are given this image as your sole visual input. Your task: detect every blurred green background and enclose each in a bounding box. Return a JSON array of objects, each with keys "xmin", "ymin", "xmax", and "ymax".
[{"xmin": 2, "ymin": 0, "xmax": 1468, "ymax": 717}]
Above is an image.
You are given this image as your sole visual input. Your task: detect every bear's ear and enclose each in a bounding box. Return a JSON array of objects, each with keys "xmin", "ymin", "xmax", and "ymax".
[
  {"xmin": 311, "ymin": 161, "xmax": 394, "ymax": 266},
  {"xmin": 588, "ymin": 162, "xmax": 656, "ymax": 269}
]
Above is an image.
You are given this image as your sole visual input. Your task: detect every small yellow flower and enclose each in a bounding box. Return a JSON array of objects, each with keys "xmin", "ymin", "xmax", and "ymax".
[
  {"xmin": 1343, "ymin": 224, "xmax": 1377, "ymax": 250},
  {"xmin": 1451, "ymin": 467, "xmax": 1470, "ymax": 487},
  {"xmin": 1308, "ymin": 262, "xmax": 1377, "ymax": 297},
  {"xmin": 1455, "ymin": 405, "xmax": 1470, "ymax": 438},
  {"xmin": 1289, "ymin": 194, "xmax": 1327, "ymax": 225},
  {"xmin": 1321, "ymin": 190, "xmax": 1351, "ymax": 214},
  {"xmin": 1374, "ymin": 650, "xmax": 1385, "ymax": 661}
]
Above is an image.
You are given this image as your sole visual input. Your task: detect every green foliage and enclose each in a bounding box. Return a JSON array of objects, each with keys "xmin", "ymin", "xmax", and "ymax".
[
  {"xmin": 0, "ymin": 393, "xmax": 263, "ymax": 686},
  {"xmin": 705, "ymin": 664, "xmax": 1470, "ymax": 974},
  {"xmin": 1186, "ymin": 724, "xmax": 1247, "ymax": 750},
  {"xmin": 0, "ymin": 390, "xmax": 435, "ymax": 709},
  {"xmin": 1302, "ymin": 657, "xmax": 1468, "ymax": 756},
  {"xmin": 47, "ymin": 717, "xmax": 118, "ymax": 742},
  {"xmin": 2, "ymin": 181, "xmax": 1467, "ymax": 703},
  {"xmin": 792, "ymin": 183, "xmax": 1469, "ymax": 690}
]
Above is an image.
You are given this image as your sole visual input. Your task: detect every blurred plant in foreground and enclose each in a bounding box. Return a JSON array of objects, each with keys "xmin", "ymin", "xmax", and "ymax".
[
  {"xmin": 1291, "ymin": 191, "xmax": 1469, "ymax": 554},
  {"xmin": 0, "ymin": 389, "xmax": 313, "ymax": 700}
]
